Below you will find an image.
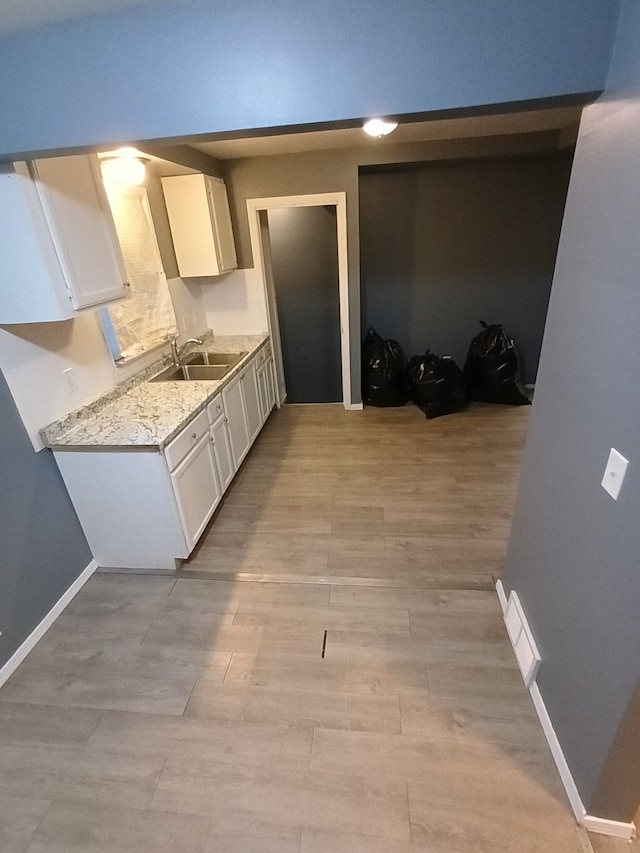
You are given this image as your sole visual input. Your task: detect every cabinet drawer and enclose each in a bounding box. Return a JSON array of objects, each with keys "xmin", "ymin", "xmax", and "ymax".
[
  {"xmin": 164, "ymin": 409, "xmax": 209, "ymax": 472},
  {"xmin": 206, "ymin": 394, "xmax": 225, "ymax": 425}
]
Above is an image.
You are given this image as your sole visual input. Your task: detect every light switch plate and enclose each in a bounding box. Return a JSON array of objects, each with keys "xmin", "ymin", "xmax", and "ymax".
[{"xmin": 601, "ymin": 448, "xmax": 629, "ymax": 501}]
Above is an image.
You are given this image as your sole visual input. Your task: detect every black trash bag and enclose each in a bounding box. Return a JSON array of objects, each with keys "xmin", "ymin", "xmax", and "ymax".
[
  {"xmin": 406, "ymin": 351, "xmax": 466, "ymax": 419},
  {"xmin": 362, "ymin": 327, "xmax": 410, "ymax": 407},
  {"xmin": 464, "ymin": 321, "xmax": 530, "ymax": 405}
]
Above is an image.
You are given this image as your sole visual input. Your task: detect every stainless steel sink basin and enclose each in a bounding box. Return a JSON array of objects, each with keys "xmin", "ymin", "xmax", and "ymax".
[
  {"xmin": 150, "ymin": 364, "xmax": 231, "ymax": 382},
  {"xmin": 182, "ymin": 351, "xmax": 247, "ymax": 367}
]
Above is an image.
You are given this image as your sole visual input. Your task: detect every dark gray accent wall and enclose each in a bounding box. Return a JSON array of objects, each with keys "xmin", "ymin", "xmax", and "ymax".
[
  {"xmin": 0, "ymin": 371, "xmax": 92, "ymax": 670},
  {"xmin": 359, "ymin": 153, "xmax": 573, "ymax": 383},
  {"xmin": 224, "ymin": 131, "xmax": 577, "ymax": 405},
  {"xmin": 502, "ymin": 0, "xmax": 640, "ymax": 821}
]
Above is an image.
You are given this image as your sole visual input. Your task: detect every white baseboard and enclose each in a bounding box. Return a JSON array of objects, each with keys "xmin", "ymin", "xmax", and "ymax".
[
  {"xmin": 582, "ymin": 815, "xmax": 636, "ymax": 840},
  {"xmin": 345, "ymin": 402, "xmax": 364, "ymax": 411},
  {"xmin": 495, "ymin": 578, "xmax": 509, "ymax": 612},
  {"xmin": 496, "ymin": 580, "xmax": 636, "ymax": 841},
  {"xmin": 528, "ymin": 681, "xmax": 588, "ymax": 823},
  {"xmin": 0, "ymin": 559, "xmax": 98, "ymax": 688}
]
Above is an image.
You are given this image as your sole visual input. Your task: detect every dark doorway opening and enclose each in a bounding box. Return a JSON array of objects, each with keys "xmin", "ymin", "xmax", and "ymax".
[{"xmin": 268, "ymin": 206, "xmax": 341, "ymax": 403}]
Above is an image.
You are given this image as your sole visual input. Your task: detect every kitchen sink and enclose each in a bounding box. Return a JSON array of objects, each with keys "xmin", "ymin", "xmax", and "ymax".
[
  {"xmin": 182, "ymin": 351, "xmax": 247, "ymax": 367},
  {"xmin": 150, "ymin": 364, "xmax": 231, "ymax": 382},
  {"xmin": 150, "ymin": 350, "xmax": 248, "ymax": 382}
]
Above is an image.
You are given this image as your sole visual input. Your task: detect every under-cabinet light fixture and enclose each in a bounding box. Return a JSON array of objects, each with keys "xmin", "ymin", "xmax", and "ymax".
[
  {"xmin": 100, "ymin": 147, "xmax": 148, "ymax": 186},
  {"xmin": 363, "ymin": 118, "xmax": 398, "ymax": 138}
]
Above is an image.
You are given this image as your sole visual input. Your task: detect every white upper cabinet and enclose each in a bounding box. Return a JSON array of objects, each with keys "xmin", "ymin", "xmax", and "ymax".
[
  {"xmin": 0, "ymin": 154, "xmax": 129, "ymax": 323},
  {"xmin": 161, "ymin": 173, "xmax": 237, "ymax": 277}
]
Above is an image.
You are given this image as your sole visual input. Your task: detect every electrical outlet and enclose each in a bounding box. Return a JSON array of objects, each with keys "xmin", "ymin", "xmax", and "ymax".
[
  {"xmin": 62, "ymin": 367, "xmax": 78, "ymax": 393},
  {"xmin": 601, "ymin": 448, "xmax": 629, "ymax": 501}
]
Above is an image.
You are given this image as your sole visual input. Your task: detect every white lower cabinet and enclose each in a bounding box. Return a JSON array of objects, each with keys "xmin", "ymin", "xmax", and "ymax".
[
  {"xmin": 257, "ymin": 363, "xmax": 268, "ymax": 425},
  {"xmin": 257, "ymin": 350, "xmax": 276, "ymax": 424},
  {"xmin": 207, "ymin": 393, "xmax": 235, "ymax": 492},
  {"xmin": 53, "ymin": 448, "xmax": 189, "ymax": 571},
  {"xmin": 265, "ymin": 356, "xmax": 276, "ymax": 412},
  {"xmin": 52, "ymin": 345, "xmax": 276, "ymax": 570},
  {"xmin": 222, "ymin": 372, "xmax": 250, "ymax": 467},
  {"xmin": 242, "ymin": 361, "xmax": 262, "ymax": 444},
  {"xmin": 223, "ymin": 358, "xmax": 264, "ymax": 466},
  {"xmin": 166, "ymin": 414, "xmax": 220, "ymax": 552}
]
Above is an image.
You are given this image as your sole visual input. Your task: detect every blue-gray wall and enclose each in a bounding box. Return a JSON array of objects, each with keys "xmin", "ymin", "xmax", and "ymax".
[
  {"xmin": 360, "ymin": 152, "xmax": 574, "ymax": 384},
  {"xmin": 0, "ymin": 0, "xmax": 619, "ymax": 158},
  {"xmin": 0, "ymin": 370, "xmax": 92, "ymax": 670},
  {"xmin": 502, "ymin": 0, "xmax": 640, "ymax": 821}
]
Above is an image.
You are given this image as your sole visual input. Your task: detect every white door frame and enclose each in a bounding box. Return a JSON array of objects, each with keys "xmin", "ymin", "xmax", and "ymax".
[{"xmin": 247, "ymin": 192, "xmax": 354, "ymax": 409}]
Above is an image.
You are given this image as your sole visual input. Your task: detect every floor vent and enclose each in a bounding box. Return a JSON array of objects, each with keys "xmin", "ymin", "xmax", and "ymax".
[{"xmin": 504, "ymin": 591, "xmax": 541, "ymax": 687}]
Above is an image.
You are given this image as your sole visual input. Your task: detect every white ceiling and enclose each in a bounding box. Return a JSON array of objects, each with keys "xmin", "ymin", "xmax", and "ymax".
[
  {"xmin": 192, "ymin": 106, "xmax": 582, "ymax": 161},
  {"xmin": 0, "ymin": 0, "xmax": 198, "ymax": 36}
]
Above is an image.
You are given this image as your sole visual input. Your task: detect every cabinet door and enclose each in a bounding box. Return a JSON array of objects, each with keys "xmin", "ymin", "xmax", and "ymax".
[
  {"xmin": 211, "ymin": 414, "xmax": 235, "ymax": 494},
  {"xmin": 256, "ymin": 364, "xmax": 268, "ymax": 425},
  {"xmin": 205, "ymin": 176, "xmax": 237, "ymax": 273},
  {"xmin": 54, "ymin": 448, "xmax": 188, "ymax": 571},
  {"xmin": 242, "ymin": 361, "xmax": 262, "ymax": 444},
  {"xmin": 31, "ymin": 155, "xmax": 129, "ymax": 310},
  {"xmin": 0, "ymin": 157, "xmax": 127, "ymax": 323},
  {"xmin": 170, "ymin": 432, "xmax": 220, "ymax": 551},
  {"xmin": 265, "ymin": 357, "xmax": 276, "ymax": 413},
  {"xmin": 222, "ymin": 373, "xmax": 250, "ymax": 467},
  {"xmin": 161, "ymin": 173, "xmax": 237, "ymax": 277}
]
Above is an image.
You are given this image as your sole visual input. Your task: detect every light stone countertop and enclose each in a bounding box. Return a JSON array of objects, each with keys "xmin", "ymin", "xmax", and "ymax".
[{"xmin": 41, "ymin": 334, "xmax": 269, "ymax": 451}]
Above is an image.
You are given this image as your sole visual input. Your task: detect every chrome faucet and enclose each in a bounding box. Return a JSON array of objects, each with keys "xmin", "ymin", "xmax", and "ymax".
[{"xmin": 171, "ymin": 336, "xmax": 204, "ymax": 367}]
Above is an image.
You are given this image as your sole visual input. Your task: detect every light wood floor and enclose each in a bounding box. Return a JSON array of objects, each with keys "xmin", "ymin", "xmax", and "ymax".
[
  {"xmin": 0, "ymin": 404, "xmax": 631, "ymax": 851},
  {"xmin": 185, "ymin": 402, "xmax": 525, "ymax": 586}
]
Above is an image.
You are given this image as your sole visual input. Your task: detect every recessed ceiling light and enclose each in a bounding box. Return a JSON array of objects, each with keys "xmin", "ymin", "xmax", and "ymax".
[
  {"xmin": 363, "ymin": 118, "xmax": 398, "ymax": 138},
  {"xmin": 100, "ymin": 147, "xmax": 148, "ymax": 186}
]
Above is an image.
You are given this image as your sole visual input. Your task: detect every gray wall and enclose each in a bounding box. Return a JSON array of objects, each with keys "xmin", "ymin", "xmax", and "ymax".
[
  {"xmin": 502, "ymin": 0, "xmax": 640, "ymax": 821},
  {"xmin": 224, "ymin": 131, "xmax": 573, "ymax": 404},
  {"xmin": 359, "ymin": 153, "xmax": 573, "ymax": 383},
  {"xmin": 0, "ymin": 370, "xmax": 92, "ymax": 670}
]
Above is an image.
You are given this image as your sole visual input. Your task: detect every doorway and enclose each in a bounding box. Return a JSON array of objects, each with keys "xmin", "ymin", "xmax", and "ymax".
[
  {"xmin": 246, "ymin": 192, "xmax": 354, "ymax": 408},
  {"xmin": 267, "ymin": 206, "xmax": 340, "ymax": 403}
]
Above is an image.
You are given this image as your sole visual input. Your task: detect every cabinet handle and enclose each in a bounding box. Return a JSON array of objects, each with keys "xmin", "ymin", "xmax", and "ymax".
[
  {"xmin": 123, "ymin": 280, "xmax": 131, "ymax": 288},
  {"xmin": 191, "ymin": 432, "xmax": 197, "ymax": 440}
]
